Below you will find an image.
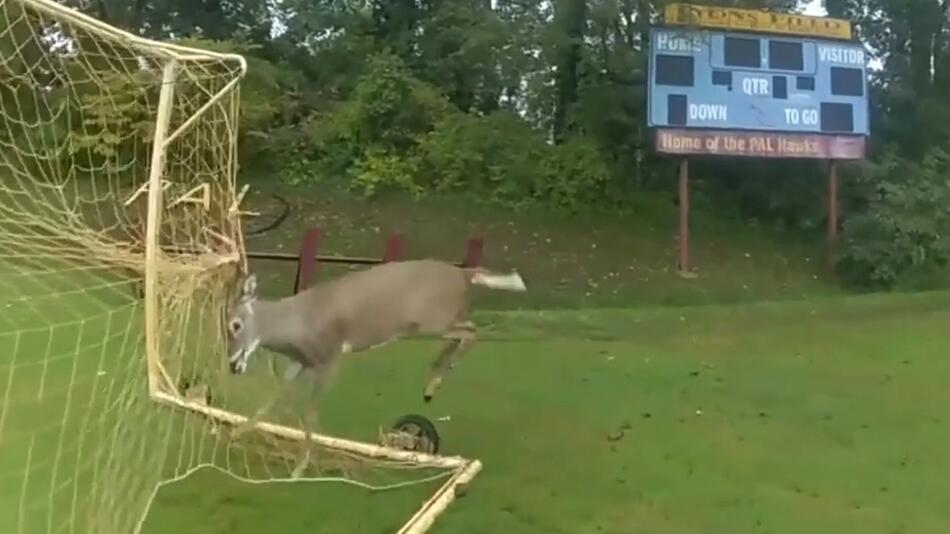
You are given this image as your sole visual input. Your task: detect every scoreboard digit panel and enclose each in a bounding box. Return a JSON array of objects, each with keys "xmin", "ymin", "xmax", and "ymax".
[{"xmin": 647, "ymin": 27, "xmax": 869, "ymax": 136}]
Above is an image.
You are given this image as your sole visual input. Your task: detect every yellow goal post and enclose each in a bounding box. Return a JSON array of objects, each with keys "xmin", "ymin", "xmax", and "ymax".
[{"xmin": 0, "ymin": 0, "xmax": 481, "ymax": 532}]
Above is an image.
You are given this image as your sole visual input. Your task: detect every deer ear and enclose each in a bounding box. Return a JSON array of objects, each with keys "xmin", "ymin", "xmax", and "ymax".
[{"xmin": 241, "ymin": 274, "xmax": 257, "ymax": 298}]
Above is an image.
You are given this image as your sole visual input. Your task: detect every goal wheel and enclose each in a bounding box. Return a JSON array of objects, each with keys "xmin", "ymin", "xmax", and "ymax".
[{"xmin": 381, "ymin": 414, "xmax": 440, "ymax": 454}]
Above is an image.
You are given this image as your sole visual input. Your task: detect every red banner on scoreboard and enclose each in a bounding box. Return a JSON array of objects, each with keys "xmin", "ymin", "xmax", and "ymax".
[{"xmin": 654, "ymin": 128, "xmax": 866, "ymax": 160}]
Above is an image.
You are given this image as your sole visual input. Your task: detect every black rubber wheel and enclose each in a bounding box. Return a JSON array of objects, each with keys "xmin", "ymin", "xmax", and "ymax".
[
  {"xmin": 388, "ymin": 414, "xmax": 440, "ymax": 454},
  {"xmin": 243, "ymin": 193, "xmax": 290, "ymax": 237}
]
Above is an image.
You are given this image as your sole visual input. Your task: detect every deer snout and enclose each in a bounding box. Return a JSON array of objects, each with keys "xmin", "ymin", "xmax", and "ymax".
[
  {"xmin": 228, "ymin": 349, "xmax": 248, "ymax": 374},
  {"xmin": 227, "ymin": 339, "xmax": 259, "ymax": 375}
]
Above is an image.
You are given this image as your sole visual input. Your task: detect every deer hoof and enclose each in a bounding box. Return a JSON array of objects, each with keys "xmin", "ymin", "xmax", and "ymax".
[{"xmin": 423, "ymin": 376, "xmax": 441, "ymax": 403}]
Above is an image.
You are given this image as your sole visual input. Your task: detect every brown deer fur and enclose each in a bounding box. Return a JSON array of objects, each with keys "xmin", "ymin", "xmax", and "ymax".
[{"xmin": 224, "ymin": 259, "xmax": 526, "ymax": 430}]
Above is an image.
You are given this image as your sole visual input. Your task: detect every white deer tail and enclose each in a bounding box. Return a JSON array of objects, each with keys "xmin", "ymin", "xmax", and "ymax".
[{"xmin": 466, "ymin": 268, "xmax": 527, "ymax": 292}]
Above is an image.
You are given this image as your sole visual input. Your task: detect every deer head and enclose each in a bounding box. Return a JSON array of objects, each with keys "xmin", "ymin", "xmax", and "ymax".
[{"xmin": 225, "ymin": 273, "xmax": 261, "ymax": 374}]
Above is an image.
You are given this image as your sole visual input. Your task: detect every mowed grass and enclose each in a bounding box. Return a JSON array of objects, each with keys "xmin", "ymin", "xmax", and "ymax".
[
  {"xmin": 239, "ymin": 184, "xmax": 839, "ymax": 311},
  {"xmin": 0, "ymin": 261, "xmax": 152, "ymax": 534},
  {"xmin": 145, "ymin": 290, "xmax": 950, "ymax": 534},
  {"xmin": 3, "ymin": 179, "xmax": 949, "ymax": 533}
]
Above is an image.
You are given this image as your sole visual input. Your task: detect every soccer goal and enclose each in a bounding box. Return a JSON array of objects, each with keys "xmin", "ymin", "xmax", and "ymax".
[{"xmin": 0, "ymin": 0, "xmax": 480, "ymax": 532}]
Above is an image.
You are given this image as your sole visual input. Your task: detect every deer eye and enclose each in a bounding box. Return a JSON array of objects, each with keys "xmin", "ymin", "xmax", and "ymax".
[{"xmin": 229, "ymin": 319, "xmax": 243, "ymax": 334}]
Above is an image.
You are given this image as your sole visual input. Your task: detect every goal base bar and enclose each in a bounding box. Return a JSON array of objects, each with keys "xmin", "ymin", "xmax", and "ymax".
[
  {"xmin": 150, "ymin": 390, "xmax": 482, "ymax": 533},
  {"xmin": 397, "ymin": 459, "xmax": 482, "ymax": 534}
]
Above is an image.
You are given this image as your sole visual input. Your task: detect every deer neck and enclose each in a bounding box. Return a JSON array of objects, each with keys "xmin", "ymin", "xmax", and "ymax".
[{"xmin": 250, "ymin": 297, "xmax": 304, "ymax": 353}]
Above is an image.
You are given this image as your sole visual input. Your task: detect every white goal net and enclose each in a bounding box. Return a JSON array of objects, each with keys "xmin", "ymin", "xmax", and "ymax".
[{"xmin": 0, "ymin": 0, "xmax": 480, "ymax": 532}]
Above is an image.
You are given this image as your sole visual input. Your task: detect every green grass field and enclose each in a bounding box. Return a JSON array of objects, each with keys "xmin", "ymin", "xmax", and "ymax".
[
  {"xmin": 3, "ymin": 187, "xmax": 950, "ymax": 533},
  {"xmin": 4, "ymin": 273, "xmax": 950, "ymax": 533},
  {"xmin": 134, "ymin": 291, "xmax": 950, "ymax": 534}
]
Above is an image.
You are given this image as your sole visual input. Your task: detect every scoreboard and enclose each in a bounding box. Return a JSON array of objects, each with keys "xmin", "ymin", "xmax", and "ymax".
[{"xmin": 647, "ymin": 27, "xmax": 869, "ymax": 136}]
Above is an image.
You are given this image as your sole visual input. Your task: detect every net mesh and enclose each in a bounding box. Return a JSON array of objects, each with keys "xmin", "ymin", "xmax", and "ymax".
[{"xmin": 0, "ymin": 1, "xmax": 465, "ymax": 533}]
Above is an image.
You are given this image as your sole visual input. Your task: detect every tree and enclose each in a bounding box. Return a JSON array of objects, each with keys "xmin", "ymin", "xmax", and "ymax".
[
  {"xmin": 63, "ymin": 0, "xmax": 273, "ymax": 42},
  {"xmin": 45, "ymin": 0, "xmax": 950, "ymax": 286},
  {"xmin": 551, "ymin": 0, "xmax": 587, "ymax": 143}
]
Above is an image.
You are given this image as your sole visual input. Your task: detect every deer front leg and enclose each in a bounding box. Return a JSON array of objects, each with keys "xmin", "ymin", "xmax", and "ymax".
[
  {"xmin": 230, "ymin": 360, "xmax": 306, "ymax": 439},
  {"xmin": 283, "ymin": 360, "xmax": 304, "ymax": 382},
  {"xmin": 268, "ymin": 353, "xmax": 304, "ymax": 382},
  {"xmin": 290, "ymin": 357, "xmax": 339, "ymax": 478},
  {"xmin": 295, "ymin": 358, "xmax": 338, "ymax": 433},
  {"xmin": 423, "ymin": 322, "xmax": 476, "ymax": 403}
]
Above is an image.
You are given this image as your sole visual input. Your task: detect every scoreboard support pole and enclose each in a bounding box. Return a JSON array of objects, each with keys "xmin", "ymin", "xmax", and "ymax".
[
  {"xmin": 825, "ymin": 160, "xmax": 839, "ymax": 273},
  {"xmin": 678, "ymin": 158, "xmax": 690, "ymax": 273}
]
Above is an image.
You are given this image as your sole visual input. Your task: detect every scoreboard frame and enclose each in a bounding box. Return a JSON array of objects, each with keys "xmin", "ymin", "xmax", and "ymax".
[
  {"xmin": 646, "ymin": 25, "xmax": 870, "ymax": 156},
  {"xmin": 663, "ymin": 3, "xmax": 853, "ymax": 40},
  {"xmin": 645, "ymin": 4, "xmax": 870, "ymax": 274}
]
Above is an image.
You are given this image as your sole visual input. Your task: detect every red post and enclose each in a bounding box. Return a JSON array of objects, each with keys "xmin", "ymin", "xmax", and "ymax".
[
  {"xmin": 678, "ymin": 159, "xmax": 690, "ymax": 273},
  {"xmin": 826, "ymin": 160, "xmax": 839, "ymax": 272},
  {"xmin": 463, "ymin": 237, "xmax": 484, "ymax": 267},
  {"xmin": 294, "ymin": 228, "xmax": 322, "ymax": 294},
  {"xmin": 383, "ymin": 232, "xmax": 405, "ymax": 262}
]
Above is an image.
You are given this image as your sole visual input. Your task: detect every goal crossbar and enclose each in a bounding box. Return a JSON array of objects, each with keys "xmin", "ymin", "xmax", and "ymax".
[{"xmin": 21, "ymin": 0, "xmax": 248, "ymax": 68}]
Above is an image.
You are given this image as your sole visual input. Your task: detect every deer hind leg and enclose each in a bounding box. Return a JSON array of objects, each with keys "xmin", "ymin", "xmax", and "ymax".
[{"xmin": 423, "ymin": 321, "xmax": 477, "ymax": 403}]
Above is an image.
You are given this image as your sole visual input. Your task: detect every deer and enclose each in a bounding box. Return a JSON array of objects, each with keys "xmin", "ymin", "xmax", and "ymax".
[{"xmin": 222, "ymin": 258, "xmax": 527, "ymax": 459}]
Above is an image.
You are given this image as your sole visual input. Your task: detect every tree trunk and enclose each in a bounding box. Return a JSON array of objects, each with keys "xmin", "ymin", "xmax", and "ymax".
[
  {"xmin": 908, "ymin": 2, "xmax": 943, "ymax": 96},
  {"xmin": 372, "ymin": 0, "xmax": 421, "ymax": 62},
  {"xmin": 552, "ymin": 0, "xmax": 586, "ymax": 144}
]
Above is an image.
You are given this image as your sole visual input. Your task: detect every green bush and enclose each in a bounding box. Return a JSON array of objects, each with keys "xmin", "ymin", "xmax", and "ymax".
[
  {"xmin": 414, "ymin": 111, "xmax": 616, "ymax": 210},
  {"xmin": 281, "ymin": 53, "xmax": 619, "ymax": 211},
  {"xmin": 173, "ymin": 38, "xmax": 304, "ymax": 131},
  {"xmin": 170, "ymin": 37, "xmax": 307, "ymax": 172},
  {"xmin": 538, "ymin": 136, "xmax": 615, "ymax": 211},
  {"xmin": 836, "ymin": 147, "xmax": 950, "ymax": 288},
  {"xmin": 700, "ymin": 159, "xmax": 826, "ymax": 230},
  {"xmin": 414, "ymin": 111, "xmax": 547, "ymax": 204},
  {"xmin": 299, "ymin": 51, "xmax": 452, "ymax": 182},
  {"xmin": 348, "ymin": 148, "xmax": 422, "ymax": 199}
]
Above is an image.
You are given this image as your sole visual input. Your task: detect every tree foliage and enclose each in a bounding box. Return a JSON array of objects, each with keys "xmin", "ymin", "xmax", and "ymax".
[
  {"xmin": 56, "ymin": 0, "xmax": 950, "ymax": 287},
  {"xmin": 837, "ymin": 146, "xmax": 950, "ymax": 288}
]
